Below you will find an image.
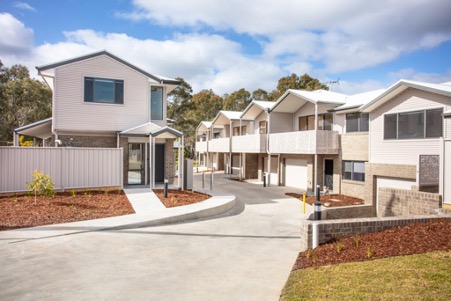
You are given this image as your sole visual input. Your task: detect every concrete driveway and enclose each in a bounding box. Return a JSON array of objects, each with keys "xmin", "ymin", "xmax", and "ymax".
[{"xmin": 0, "ymin": 173, "xmax": 303, "ymax": 301}]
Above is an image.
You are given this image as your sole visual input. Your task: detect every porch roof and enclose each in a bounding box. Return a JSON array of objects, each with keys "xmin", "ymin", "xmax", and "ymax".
[
  {"xmin": 14, "ymin": 117, "xmax": 53, "ymax": 139},
  {"xmin": 241, "ymin": 100, "xmax": 275, "ymax": 119},
  {"xmin": 119, "ymin": 122, "xmax": 183, "ymax": 138}
]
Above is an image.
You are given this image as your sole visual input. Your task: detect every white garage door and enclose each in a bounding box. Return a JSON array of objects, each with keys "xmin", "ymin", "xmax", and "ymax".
[
  {"xmin": 232, "ymin": 154, "xmax": 240, "ymax": 175},
  {"xmin": 285, "ymin": 158, "xmax": 307, "ymax": 190}
]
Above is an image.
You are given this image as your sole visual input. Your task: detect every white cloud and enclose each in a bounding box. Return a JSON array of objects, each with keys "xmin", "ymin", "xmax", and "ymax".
[
  {"xmin": 122, "ymin": 0, "xmax": 451, "ymax": 73},
  {"xmin": 388, "ymin": 68, "xmax": 451, "ymax": 84},
  {"xmin": 0, "ymin": 13, "xmax": 33, "ymax": 56},
  {"xmin": 14, "ymin": 2, "xmax": 36, "ymax": 12},
  {"xmin": 15, "ymin": 29, "xmax": 283, "ymax": 95}
]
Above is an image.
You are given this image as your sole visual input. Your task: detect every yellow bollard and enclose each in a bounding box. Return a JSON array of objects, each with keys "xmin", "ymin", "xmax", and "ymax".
[{"xmin": 303, "ymin": 192, "xmax": 306, "ymax": 214}]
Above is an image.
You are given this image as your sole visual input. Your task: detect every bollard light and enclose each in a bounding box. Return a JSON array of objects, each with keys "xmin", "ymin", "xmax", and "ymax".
[
  {"xmin": 263, "ymin": 173, "xmax": 266, "ymax": 187},
  {"xmin": 314, "ymin": 185, "xmax": 321, "ymax": 220},
  {"xmin": 164, "ymin": 178, "xmax": 168, "ymax": 198}
]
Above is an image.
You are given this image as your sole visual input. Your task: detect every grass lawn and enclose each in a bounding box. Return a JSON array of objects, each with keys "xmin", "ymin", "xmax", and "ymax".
[{"xmin": 280, "ymin": 251, "xmax": 451, "ymax": 301}]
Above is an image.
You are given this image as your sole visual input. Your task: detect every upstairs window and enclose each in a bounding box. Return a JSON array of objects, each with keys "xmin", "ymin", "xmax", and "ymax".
[
  {"xmin": 384, "ymin": 108, "xmax": 443, "ymax": 140},
  {"xmin": 346, "ymin": 113, "xmax": 368, "ymax": 132},
  {"xmin": 233, "ymin": 126, "xmax": 247, "ymax": 136},
  {"xmin": 299, "ymin": 113, "xmax": 332, "ymax": 131},
  {"xmin": 84, "ymin": 77, "xmax": 124, "ymax": 104},
  {"xmin": 151, "ymin": 87, "xmax": 164, "ymax": 120},
  {"xmin": 259, "ymin": 121, "xmax": 267, "ymax": 134}
]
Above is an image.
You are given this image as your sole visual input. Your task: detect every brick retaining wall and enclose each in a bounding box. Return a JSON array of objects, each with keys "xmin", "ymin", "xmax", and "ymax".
[
  {"xmin": 321, "ymin": 205, "xmax": 374, "ymax": 220},
  {"xmin": 299, "ymin": 215, "xmax": 451, "ymax": 251},
  {"xmin": 378, "ymin": 187, "xmax": 441, "ymax": 217}
]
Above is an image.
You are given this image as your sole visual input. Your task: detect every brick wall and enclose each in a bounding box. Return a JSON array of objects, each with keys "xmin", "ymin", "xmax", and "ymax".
[
  {"xmin": 58, "ymin": 135, "xmax": 117, "ymax": 148},
  {"xmin": 320, "ymin": 205, "xmax": 374, "ymax": 220},
  {"xmin": 165, "ymin": 139, "xmax": 175, "ymax": 184},
  {"xmin": 299, "ymin": 215, "xmax": 450, "ymax": 251},
  {"xmin": 119, "ymin": 137, "xmax": 129, "ymax": 185},
  {"xmin": 378, "ymin": 187, "xmax": 441, "ymax": 217},
  {"xmin": 245, "ymin": 153, "xmax": 259, "ymax": 179},
  {"xmin": 365, "ymin": 162, "xmax": 417, "ymax": 211}
]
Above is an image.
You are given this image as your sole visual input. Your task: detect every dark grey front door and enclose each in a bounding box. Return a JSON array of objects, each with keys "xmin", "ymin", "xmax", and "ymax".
[
  {"xmin": 155, "ymin": 144, "xmax": 165, "ymax": 183},
  {"xmin": 325, "ymin": 159, "xmax": 333, "ymax": 190}
]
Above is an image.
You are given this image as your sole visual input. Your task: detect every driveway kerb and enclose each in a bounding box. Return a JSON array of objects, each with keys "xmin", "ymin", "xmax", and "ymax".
[{"xmin": 0, "ymin": 191, "xmax": 236, "ymax": 244}]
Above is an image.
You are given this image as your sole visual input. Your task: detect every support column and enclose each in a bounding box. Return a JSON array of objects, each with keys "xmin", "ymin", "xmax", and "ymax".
[
  {"xmin": 178, "ymin": 138, "xmax": 182, "ymax": 188},
  {"xmin": 267, "ymin": 155, "xmax": 271, "ymax": 187},
  {"xmin": 149, "ymin": 135, "xmax": 153, "ymax": 189},
  {"xmin": 13, "ymin": 132, "xmax": 19, "ymax": 147},
  {"xmin": 314, "ymin": 154, "xmax": 318, "ymax": 195},
  {"xmin": 181, "ymin": 135, "xmax": 185, "ymax": 190}
]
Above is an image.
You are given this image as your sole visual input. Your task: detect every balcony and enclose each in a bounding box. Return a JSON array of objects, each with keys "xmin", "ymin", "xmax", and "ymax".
[
  {"xmin": 269, "ymin": 130, "xmax": 339, "ymax": 154},
  {"xmin": 195, "ymin": 141, "xmax": 208, "ymax": 153},
  {"xmin": 208, "ymin": 137, "xmax": 230, "ymax": 153},
  {"xmin": 232, "ymin": 134, "xmax": 267, "ymax": 153}
]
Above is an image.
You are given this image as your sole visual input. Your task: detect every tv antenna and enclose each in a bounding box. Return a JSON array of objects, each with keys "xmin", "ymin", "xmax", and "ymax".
[{"xmin": 324, "ymin": 78, "xmax": 340, "ymax": 90}]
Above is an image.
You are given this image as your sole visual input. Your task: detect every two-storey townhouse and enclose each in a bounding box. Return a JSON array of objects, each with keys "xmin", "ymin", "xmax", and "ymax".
[
  {"xmin": 267, "ymin": 89, "xmax": 347, "ymax": 192},
  {"xmin": 14, "ymin": 51, "xmax": 184, "ymax": 188},
  {"xmin": 207, "ymin": 111, "xmax": 242, "ymax": 173},
  {"xmin": 360, "ymin": 80, "xmax": 451, "ymax": 215}
]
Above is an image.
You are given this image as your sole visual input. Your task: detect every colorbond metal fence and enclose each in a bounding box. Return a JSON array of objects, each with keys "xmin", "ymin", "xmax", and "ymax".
[{"xmin": 0, "ymin": 147, "xmax": 123, "ymax": 193}]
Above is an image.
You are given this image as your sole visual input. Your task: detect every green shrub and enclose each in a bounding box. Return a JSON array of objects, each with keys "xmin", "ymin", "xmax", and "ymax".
[{"xmin": 26, "ymin": 170, "xmax": 54, "ymax": 204}]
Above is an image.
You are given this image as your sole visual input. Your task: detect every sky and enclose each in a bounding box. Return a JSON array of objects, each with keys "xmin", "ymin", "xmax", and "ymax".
[{"xmin": 1, "ymin": 0, "xmax": 451, "ymax": 95}]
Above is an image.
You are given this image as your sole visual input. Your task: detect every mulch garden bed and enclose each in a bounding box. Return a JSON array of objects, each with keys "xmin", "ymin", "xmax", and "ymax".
[
  {"xmin": 153, "ymin": 189, "xmax": 211, "ymax": 208},
  {"xmin": 293, "ymin": 219, "xmax": 451, "ymax": 270},
  {"xmin": 0, "ymin": 190, "xmax": 135, "ymax": 231},
  {"xmin": 286, "ymin": 193, "xmax": 364, "ymax": 207}
]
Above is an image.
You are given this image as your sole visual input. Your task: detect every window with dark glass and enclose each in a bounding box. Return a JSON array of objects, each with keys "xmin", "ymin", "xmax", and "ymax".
[
  {"xmin": 342, "ymin": 161, "xmax": 365, "ymax": 182},
  {"xmin": 384, "ymin": 109, "xmax": 442, "ymax": 140},
  {"xmin": 84, "ymin": 77, "xmax": 124, "ymax": 104},
  {"xmin": 259, "ymin": 121, "xmax": 267, "ymax": 134},
  {"xmin": 151, "ymin": 87, "xmax": 164, "ymax": 120},
  {"xmin": 233, "ymin": 127, "xmax": 239, "ymax": 136},
  {"xmin": 299, "ymin": 114, "xmax": 332, "ymax": 131},
  {"xmin": 346, "ymin": 113, "xmax": 368, "ymax": 132},
  {"xmin": 241, "ymin": 125, "xmax": 247, "ymax": 135}
]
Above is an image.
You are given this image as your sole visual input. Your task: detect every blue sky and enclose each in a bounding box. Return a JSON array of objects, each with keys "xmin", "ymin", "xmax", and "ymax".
[{"xmin": 1, "ymin": 0, "xmax": 451, "ymax": 95}]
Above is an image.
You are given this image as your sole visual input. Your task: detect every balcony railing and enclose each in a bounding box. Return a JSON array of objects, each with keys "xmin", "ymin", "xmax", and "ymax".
[
  {"xmin": 208, "ymin": 137, "xmax": 230, "ymax": 153},
  {"xmin": 195, "ymin": 141, "xmax": 208, "ymax": 153},
  {"xmin": 232, "ymin": 134, "xmax": 267, "ymax": 153},
  {"xmin": 269, "ymin": 130, "xmax": 339, "ymax": 154}
]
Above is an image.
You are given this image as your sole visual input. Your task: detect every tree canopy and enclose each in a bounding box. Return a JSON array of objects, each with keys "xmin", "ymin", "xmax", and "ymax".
[{"xmin": 0, "ymin": 61, "xmax": 52, "ymax": 145}]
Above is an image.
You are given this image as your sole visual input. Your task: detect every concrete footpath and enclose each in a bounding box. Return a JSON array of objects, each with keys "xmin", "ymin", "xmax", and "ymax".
[
  {"xmin": 0, "ymin": 174, "xmax": 305, "ymax": 301},
  {"xmin": 0, "ymin": 186, "xmax": 236, "ymax": 244}
]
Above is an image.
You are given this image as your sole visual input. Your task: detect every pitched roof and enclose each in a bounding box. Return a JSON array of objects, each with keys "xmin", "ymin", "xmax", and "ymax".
[
  {"xmin": 333, "ymin": 89, "xmax": 385, "ymax": 113},
  {"xmin": 241, "ymin": 100, "xmax": 275, "ymax": 119},
  {"xmin": 211, "ymin": 110, "xmax": 242, "ymax": 125},
  {"xmin": 36, "ymin": 50, "xmax": 180, "ymax": 85},
  {"xmin": 271, "ymin": 89, "xmax": 347, "ymax": 113},
  {"xmin": 361, "ymin": 79, "xmax": 451, "ymax": 112}
]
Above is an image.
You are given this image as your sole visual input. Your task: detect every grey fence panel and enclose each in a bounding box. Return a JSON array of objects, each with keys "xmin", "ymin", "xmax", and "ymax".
[{"xmin": 0, "ymin": 147, "xmax": 123, "ymax": 193}]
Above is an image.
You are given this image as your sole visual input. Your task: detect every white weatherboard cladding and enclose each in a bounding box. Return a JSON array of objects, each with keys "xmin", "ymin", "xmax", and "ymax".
[
  {"xmin": 446, "ymin": 116, "xmax": 451, "ymax": 139},
  {"xmin": 285, "ymin": 158, "xmax": 307, "ymax": 190},
  {"xmin": 54, "ymin": 55, "xmax": 150, "ymax": 132},
  {"xmin": 444, "ymin": 140, "xmax": 451, "ymax": 204},
  {"xmin": 369, "ymin": 88, "xmax": 451, "ymax": 165}
]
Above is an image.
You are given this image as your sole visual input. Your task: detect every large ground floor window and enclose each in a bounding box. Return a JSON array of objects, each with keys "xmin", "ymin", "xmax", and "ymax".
[{"xmin": 343, "ymin": 160, "xmax": 365, "ymax": 182}]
